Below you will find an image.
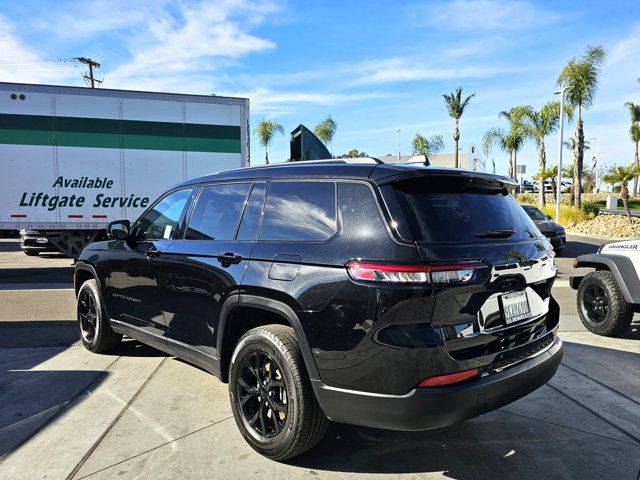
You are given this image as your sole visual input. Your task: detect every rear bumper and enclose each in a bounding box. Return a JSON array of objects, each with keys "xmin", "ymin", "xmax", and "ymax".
[{"xmin": 312, "ymin": 336, "xmax": 563, "ymax": 431}]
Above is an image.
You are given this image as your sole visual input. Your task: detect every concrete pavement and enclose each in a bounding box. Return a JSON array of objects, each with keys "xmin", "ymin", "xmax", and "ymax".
[{"xmin": 0, "ymin": 236, "xmax": 639, "ymax": 479}]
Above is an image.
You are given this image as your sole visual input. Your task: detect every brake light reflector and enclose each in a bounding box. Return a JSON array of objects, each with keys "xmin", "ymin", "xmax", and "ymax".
[
  {"xmin": 346, "ymin": 261, "xmax": 485, "ymax": 284},
  {"xmin": 346, "ymin": 262, "xmax": 431, "ymax": 283},
  {"xmin": 418, "ymin": 368, "xmax": 479, "ymax": 388}
]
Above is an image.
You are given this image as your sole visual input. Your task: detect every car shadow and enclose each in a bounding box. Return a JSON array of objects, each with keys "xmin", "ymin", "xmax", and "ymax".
[
  {"xmin": 288, "ymin": 340, "xmax": 640, "ymax": 478},
  {"xmin": 0, "ymin": 322, "xmax": 166, "ymax": 459}
]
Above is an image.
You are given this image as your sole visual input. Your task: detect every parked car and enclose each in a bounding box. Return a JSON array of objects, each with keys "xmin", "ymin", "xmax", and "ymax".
[
  {"xmin": 521, "ymin": 206, "xmax": 566, "ymax": 253},
  {"xmin": 73, "ymin": 159, "xmax": 562, "ymax": 460},
  {"xmin": 19, "ymin": 229, "xmax": 60, "ymax": 256},
  {"xmin": 570, "ymin": 240, "xmax": 639, "ymax": 336}
]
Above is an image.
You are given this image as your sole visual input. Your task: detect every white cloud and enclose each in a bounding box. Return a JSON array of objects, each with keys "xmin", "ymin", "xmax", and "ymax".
[
  {"xmin": 49, "ymin": 0, "xmax": 160, "ymax": 37},
  {"xmin": 423, "ymin": 0, "xmax": 561, "ymax": 32},
  {"xmin": 351, "ymin": 57, "xmax": 523, "ymax": 86},
  {"xmin": 0, "ymin": 15, "xmax": 79, "ymax": 84},
  {"xmin": 236, "ymin": 87, "xmax": 396, "ymax": 114},
  {"xmin": 105, "ymin": 1, "xmax": 279, "ymax": 91}
]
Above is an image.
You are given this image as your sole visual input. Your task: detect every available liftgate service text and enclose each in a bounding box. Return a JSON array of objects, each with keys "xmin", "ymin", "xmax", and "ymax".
[{"xmin": 19, "ymin": 176, "xmax": 150, "ymax": 212}]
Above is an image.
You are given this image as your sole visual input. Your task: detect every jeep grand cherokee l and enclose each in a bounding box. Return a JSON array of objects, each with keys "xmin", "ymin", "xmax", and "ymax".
[{"xmin": 74, "ymin": 159, "xmax": 563, "ymax": 460}]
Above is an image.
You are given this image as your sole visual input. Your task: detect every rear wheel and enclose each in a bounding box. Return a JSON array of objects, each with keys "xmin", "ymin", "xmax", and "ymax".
[
  {"xmin": 577, "ymin": 271, "xmax": 633, "ymax": 337},
  {"xmin": 77, "ymin": 279, "xmax": 122, "ymax": 352},
  {"xmin": 229, "ymin": 325, "xmax": 327, "ymax": 461}
]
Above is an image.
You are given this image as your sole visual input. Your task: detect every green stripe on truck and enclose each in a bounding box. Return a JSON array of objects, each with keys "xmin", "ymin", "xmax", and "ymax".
[
  {"xmin": 0, "ymin": 113, "xmax": 242, "ymax": 152},
  {"xmin": 0, "ymin": 129, "xmax": 241, "ymax": 153}
]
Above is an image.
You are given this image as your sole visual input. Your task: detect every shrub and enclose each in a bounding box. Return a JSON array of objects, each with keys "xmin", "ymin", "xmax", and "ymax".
[
  {"xmin": 582, "ymin": 201, "xmax": 600, "ymax": 217},
  {"xmin": 538, "ymin": 205, "xmax": 590, "ymax": 226}
]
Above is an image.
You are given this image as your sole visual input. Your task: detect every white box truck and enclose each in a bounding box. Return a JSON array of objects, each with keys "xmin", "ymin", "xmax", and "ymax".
[{"xmin": 0, "ymin": 82, "xmax": 249, "ymax": 257}]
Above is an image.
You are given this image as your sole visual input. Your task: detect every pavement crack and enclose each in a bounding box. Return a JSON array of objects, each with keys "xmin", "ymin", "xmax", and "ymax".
[
  {"xmin": 560, "ymin": 362, "xmax": 640, "ymax": 408},
  {"xmin": 75, "ymin": 415, "xmax": 234, "ymax": 479},
  {"xmin": 497, "ymin": 408, "xmax": 640, "ymax": 447},
  {"xmin": 65, "ymin": 357, "xmax": 168, "ymax": 480},
  {"xmin": 0, "ymin": 355, "xmax": 123, "ymax": 466},
  {"xmin": 546, "ymin": 383, "xmax": 640, "ymax": 445}
]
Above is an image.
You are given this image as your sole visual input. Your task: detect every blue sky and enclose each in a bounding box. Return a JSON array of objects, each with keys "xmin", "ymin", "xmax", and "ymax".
[{"xmin": 1, "ymin": 0, "xmax": 640, "ymax": 177}]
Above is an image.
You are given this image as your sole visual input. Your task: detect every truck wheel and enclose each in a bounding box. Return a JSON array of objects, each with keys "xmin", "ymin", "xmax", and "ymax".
[
  {"xmin": 24, "ymin": 249, "xmax": 40, "ymax": 256},
  {"xmin": 229, "ymin": 324, "xmax": 328, "ymax": 461},
  {"xmin": 77, "ymin": 279, "xmax": 122, "ymax": 353},
  {"xmin": 577, "ymin": 271, "xmax": 633, "ymax": 337}
]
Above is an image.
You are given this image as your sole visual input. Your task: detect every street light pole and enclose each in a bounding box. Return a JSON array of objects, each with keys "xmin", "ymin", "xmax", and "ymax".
[
  {"xmin": 588, "ymin": 136, "xmax": 600, "ymax": 191},
  {"xmin": 397, "ymin": 129, "xmax": 401, "ymax": 163},
  {"xmin": 554, "ymin": 85, "xmax": 567, "ymax": 223}
]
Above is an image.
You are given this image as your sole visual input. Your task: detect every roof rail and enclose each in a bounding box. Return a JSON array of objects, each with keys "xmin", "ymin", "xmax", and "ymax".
[{"xmin": 287, "ymin": 158, "xmax": 383, "ymax": 165}]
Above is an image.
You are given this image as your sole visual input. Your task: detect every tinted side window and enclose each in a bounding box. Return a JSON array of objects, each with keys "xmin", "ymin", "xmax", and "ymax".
[
  {"xmin": 237, "ymin": 183, "xmax": 266, "ymax": 241},
  {"xmin": 261, "ymin": 181, "xmax": 336, "ymax": 241},
  {"xmin": 185, "ymin": 183, "xmax": 251, "ymax": 240},
  {"xmin": 136, "ymin": 189, "xmax": 192, "ymax": 240}
]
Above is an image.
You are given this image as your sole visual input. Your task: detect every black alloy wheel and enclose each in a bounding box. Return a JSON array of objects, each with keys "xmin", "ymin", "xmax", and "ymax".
[
  {"xmin": 582, "ymin": 284, "xmax": 609, "ymax": 323},
  {"xmin": 78, "ymin": 289, "xmax": 98, "ymax": 342},
  {"xmin": 236, "ymin": 351, "xmax": 288, "ymax": 439}
]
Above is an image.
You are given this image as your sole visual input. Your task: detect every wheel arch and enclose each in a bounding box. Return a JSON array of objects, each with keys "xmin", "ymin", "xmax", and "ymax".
[
  {"xmin": 217, "ymin": 294, "xmax": 320, "ymax": 383},
  {"xmin": 574, "ymin": 254, "xmax": 640, "ymax": 304}
]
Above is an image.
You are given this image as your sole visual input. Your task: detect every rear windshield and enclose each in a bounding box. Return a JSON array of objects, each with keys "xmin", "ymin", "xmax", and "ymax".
[
  {"xmin": 384, "ymin": 176, "xmax": 542, "ymax": 243},
  {"xmin": 522, "ymin": 205, "xmax": 548, "ymax": 221}
]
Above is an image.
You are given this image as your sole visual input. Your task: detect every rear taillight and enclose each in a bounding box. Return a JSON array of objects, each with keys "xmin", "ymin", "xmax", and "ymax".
[
  {"xmin": 346, "ymin": 261, "xmax": 486, "ymax": 284},
  {"xmin": 418, "ymin": 368, "xmax": 479, "ymax": 388}
]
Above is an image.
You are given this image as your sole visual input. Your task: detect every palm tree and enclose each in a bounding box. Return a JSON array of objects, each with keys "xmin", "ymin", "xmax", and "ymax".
[
  {"xmin": 443, "ymin": 87, "xmax": 475, "ymax": 168},
  {"xmin": 411, "ymin": 133, "xmax": 445, "ymax": 157},
  {"xmin": 625, "ymin": 102, "xmax": 640, "ymax": 195},
  {"xmin": 625, "ymin": 101, "xmax": 640, "ymax": 123},
  {"xmin": 314, "ymin": 115, "xmax": 337, "ymax": 155},
  {"xmin": 254, "ymin": 119, "xmax": 284, "ymax": 165},
  {"xmin": 520, "ymin": 102, "xmax": 574, "ymax": 206},
  {"xmin": 483, "ymin": 108, "xmax": 526, "ymax": 181},
  {"xmin": 602, "ymin": 164, "xmax": 640, "ymax": 221},
  {"xmin": 631, "ymin": 124, "xmax": 640, "ymax": 196},
  {"xmin": 557, "ymin": 45, "xmax": 607, "ymax": 208}
]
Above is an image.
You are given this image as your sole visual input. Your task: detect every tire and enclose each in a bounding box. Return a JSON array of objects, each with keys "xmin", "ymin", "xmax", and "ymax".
[
  {"xmin": 24, "ymin": 249, "xmax": 40, "ymax": 256},
  {"xmin": 228, "ymin": 324, "xmax": 328, "ymax": 461},
  {"xmin": 577, "ymin": 271, "xmax": 633, "ymax": 337},
  {"xmin": 76, "ymin": 279, "xmax": 122, "ymax": 353}
]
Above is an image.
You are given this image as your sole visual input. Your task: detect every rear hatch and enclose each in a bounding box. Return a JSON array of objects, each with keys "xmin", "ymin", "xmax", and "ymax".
[{"xmin": 379, "ymin": 172, "xmax": 559, "ymax": 372}]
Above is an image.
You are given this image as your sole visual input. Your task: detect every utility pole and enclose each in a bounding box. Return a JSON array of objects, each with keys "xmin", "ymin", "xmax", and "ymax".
[
  {"xmin": 75, "ymin": 57, "xmax": 102, "ymax": 88},
  {"xmin": 396, "ymin": 129, "xmax": 401, "ymax": 163}
]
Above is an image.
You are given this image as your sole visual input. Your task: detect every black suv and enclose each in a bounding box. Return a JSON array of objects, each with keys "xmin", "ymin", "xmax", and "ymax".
[{"xmin": 74, "ymin": 159, "xmax": 563, "ymax": 460}]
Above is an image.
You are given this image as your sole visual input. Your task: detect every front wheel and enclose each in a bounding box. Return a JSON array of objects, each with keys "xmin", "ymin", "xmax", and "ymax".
[
  {"xmin": 228, "ymin": 325, "xmax": 328, "ymax": 461},
  {"xmin": 24, "ymin": 249, "xmax": 40, "ymax": 256},
  {"xmin": 577, "ymin": 271, "xmax": 633, "ymax": 337},
  {"xmin": 77, "ymin": 279, "xmax": 122, "ymax": 352}
]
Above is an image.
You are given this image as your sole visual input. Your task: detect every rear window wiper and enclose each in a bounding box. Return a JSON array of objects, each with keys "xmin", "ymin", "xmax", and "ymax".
[{"xmin": 474, "ymin": 229, "xmax": 516, "ymax": 239}]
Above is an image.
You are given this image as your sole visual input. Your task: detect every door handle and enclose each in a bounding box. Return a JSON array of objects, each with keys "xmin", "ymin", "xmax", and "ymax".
[
  {"xmin": 146, "ymin": 246, "xmax": 161, "ymax": 259},
  {"xmin": 216, "ymin": 252, "xmax": 242, "ymax": 265}
]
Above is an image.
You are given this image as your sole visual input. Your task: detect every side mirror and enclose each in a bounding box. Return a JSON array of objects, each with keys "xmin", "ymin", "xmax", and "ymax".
[
  {"xmin": 547, "ymin": 215, "xmax": 552, "ymax": 220},
  {"xmin": 108, "ymin": 220, "xmax": 130, "ymax": 240}
]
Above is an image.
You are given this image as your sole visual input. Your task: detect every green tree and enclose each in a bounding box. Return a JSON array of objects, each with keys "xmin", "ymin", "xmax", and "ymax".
[
  {"xmin": 603, "ymin": 164, "xmax": 640, "ymax": 221},
  {"xmin": 625, "ymin": 102, "xmax": 640, "ymax": 195},
  {"xmin": 557, "ymin": 45, "xmax": 607, "ymax": 208},
  {"xmin": 534, "ymin": 165, "xmax": 559, "ymax": 198},
  {"xmin": 314, "ymin": 115, "xmax": 337, "ymax": 155},
  {"xmin": 483, "ymin": 108, "xmax": 525, "ymax": 181},
  {"xmin": 443, "ymin": 87, "xmax": 475, "ymax": 168},
  {"xmin": 254, "ymin": 119, "xmax": 284, "ymax": 165},
  {"xmin": 631, "ymin": 124, "xmax": 640, "ymax": 196},
  {"xmin": 520, "ymin": 102, "xmax": 573, "ymax": 206},
  {"xmin": 411, "ymin": 133, "xmax": 445, "ymax": 156}
]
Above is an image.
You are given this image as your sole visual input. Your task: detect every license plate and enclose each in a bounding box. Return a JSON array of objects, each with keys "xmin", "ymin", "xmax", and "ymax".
[
  {"xmin": 36, "ymin": 237, "xmax": 48, "ymax": 244},
  {"xmin": 501, "ymin": 291, "xmax": 530, "ymax": 324}
]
